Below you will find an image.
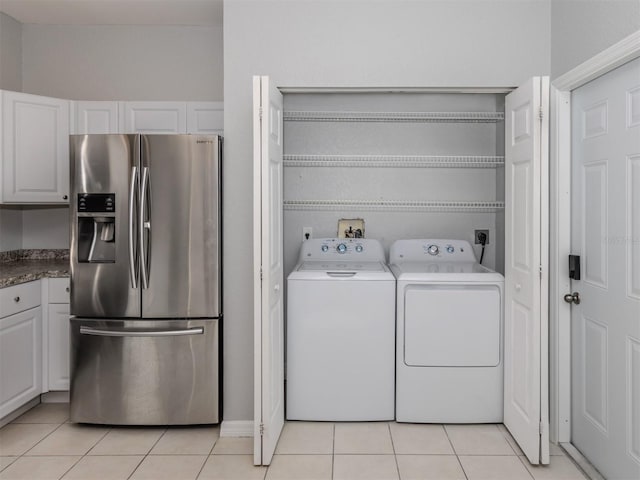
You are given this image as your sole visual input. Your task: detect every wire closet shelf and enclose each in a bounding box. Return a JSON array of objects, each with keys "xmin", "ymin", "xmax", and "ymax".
[{"xmin": 283, "ymin": 200, "xmax": 505, "ymax": 213}]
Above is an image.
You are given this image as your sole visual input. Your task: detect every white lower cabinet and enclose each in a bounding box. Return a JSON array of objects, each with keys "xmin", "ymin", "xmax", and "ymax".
[
  {"xmin": 0, "ymin": 281, "xmax": 43, "ymax": 418},
  {"xmin": 47, "ymin": 304, "xmax": 70, "ymax": 391},
  {"xmin": 47, "ymin": 278, "xmax": 70, "ymax": 391}
]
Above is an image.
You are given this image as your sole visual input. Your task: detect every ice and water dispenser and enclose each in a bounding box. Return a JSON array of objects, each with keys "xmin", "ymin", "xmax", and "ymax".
[{"xmin": 76, "ymin": 193, "xmax": 116, "ymax": 263}]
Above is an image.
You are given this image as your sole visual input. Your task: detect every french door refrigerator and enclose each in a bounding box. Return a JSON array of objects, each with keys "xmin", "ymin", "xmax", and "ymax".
[{"xmin": 69, "ymin": 134, "xmax": 222, "ymax": 425}]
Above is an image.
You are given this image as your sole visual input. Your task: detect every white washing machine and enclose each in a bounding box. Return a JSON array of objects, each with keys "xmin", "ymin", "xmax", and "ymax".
[
  {"xmin": 287, "ymin": 238, "xmax": 395, "ymax": 421},
  {"xmin": 390, "ymin": 239, "xmax": 504, "ymax": 423}
]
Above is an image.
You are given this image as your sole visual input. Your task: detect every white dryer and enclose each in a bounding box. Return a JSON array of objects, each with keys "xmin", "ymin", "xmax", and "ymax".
[
  {"xmin": 390, "ymin": 239, "xmax": 504, "ymax": 423},
  {"xmin": 287, "ymin": 238, "xmax": 395, "ymax": 421}
]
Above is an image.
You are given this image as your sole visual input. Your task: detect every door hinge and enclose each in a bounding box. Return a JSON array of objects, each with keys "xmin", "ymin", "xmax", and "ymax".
[
  {"xmin": 260, "ymin": 268, "xmax": 263, "ymax": 281},
  {"xmin": 539, "ymin": 264, "xmax": 543, "ymax": 275},
  {"xmin": 259, "ymin": 422, "xmax": 265, "ymax": 436},
  {"xmin": 539, "ymin": 421, "xmax": 546, "ymax": 435},
  {"xmin": 259, "ymin": 107, "xmax": 263, "ymax": 120},
  {"xmin": 538, "ymin": 106, "xmax": 544, "ymax": 121}
]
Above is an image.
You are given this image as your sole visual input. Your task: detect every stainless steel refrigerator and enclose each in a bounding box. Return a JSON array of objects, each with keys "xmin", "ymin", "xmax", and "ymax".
[{"xmin": 69, "ymin": 134, "xmax": 222, "ymax": 425}]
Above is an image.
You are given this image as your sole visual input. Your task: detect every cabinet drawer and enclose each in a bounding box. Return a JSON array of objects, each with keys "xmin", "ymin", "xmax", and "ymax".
[
  {"xmin": 48, "ymin": 278, "xmax": 70, "ymax": 304},
  {"xmin": 0, "ymin": 282, "xmax": 41, "ymax": 318}
]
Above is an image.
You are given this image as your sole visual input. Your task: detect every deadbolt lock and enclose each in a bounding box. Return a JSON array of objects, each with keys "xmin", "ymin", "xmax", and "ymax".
[{"xmin": 563, "ymin": 292, "xmax": 581, "ymax": 305}]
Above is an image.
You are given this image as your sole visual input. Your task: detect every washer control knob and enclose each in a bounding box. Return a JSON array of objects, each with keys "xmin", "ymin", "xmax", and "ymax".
[
  {"xmin": 321, "ymin": 245, "xmax": 329, "ymax": 252},
  {"xmin": 337, "ymin": 243, "xmax": 348, "ymax": 254},
  {"xmin": 355, "ymin": 245, "xmax": 363, "ymax": 253},
  {"xmin": 446, "ymin": 245, "xmax": 455, "ymax": 254},
  {"xmin": 427, "ymin": 244, "xmax": 439, "ymax": 256}
]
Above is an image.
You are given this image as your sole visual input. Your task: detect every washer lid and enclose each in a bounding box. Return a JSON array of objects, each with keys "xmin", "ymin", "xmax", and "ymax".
[{"xmin": 391, "ymin": 261, "xmax": 504, "ymax": 282}]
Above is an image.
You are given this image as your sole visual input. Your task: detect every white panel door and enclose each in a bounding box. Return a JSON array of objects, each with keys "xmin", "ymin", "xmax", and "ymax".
[
  {"xmin": 74, "ymin": 101, "xmax": 118, "ymax": 134},
  {"xmin": 120, "ymin": 101, "xmax": 187, "ymax": 134},
  {"xmin": 186, "ymin": 102, "xmax": 223, "ymax": 135},
  {"xmin": 504, "ymin": 76, "xmax": 550, "ymax": 464},
  {"xmin": 253, "ymin": 76, "xmax": 284, "ymax": 466},
  {"xmin": 2, "ymin": 91, "xmax": 70, "ymax": 203},
  {"xmin": 570, "ymin": 57, "xmax": 640, "ymax": 480}
]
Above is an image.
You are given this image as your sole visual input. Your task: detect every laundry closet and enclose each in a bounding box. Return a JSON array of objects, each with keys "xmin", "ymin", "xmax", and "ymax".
[
  {"xmin": 281, "ymin": 90, "xmax": 507, "ymax": 279},
  {"xmin": 253, "ymin": 76, "xmax": 549, "ymax": 466}
]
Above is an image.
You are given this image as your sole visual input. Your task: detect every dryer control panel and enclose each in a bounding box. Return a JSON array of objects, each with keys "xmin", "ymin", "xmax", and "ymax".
[
  {"xmin": 390, "ymin": 239, "xmax": 477, "ymax": 263},
  {"xmin": 299, "ymin": 238, "xmax": 386, "ymax": 262}
]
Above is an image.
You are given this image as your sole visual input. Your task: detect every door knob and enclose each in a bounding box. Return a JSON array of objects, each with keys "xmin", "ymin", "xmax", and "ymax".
[{"xmin": 564, "ymin": 292, "xmax": 581, "ymax": 305}]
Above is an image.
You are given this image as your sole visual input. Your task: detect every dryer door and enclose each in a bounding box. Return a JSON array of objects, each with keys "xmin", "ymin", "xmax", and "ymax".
[{"xmin": 404, "ymin": 284, "xmax": 501, "ymax": 367}]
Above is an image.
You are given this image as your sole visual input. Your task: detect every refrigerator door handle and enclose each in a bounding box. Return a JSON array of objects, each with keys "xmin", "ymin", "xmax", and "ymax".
[
  {"xmin": 139, "ymin": 166, "xmax": 151, "ymax": 289},
  {"xmin": 79, "ymin": 326, "xmax": 204, "ymax": 337},
  {"xmin": 128, "ymin": 166, "xmax": 138, "ymax": 288}
]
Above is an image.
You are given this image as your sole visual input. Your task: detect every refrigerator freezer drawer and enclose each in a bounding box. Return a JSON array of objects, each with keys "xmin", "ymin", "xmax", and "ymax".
[{"xmin": 70, "ymin": 318, "xmax": 219, "ymax": 425}]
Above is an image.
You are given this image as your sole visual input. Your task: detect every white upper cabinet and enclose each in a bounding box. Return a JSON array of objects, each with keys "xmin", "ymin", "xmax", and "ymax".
[
  {"xmin": 120, "ymin": 101, "xmax": 187, "ymax": 134},
  {"xmin": 1, "ymin": 91, "xmax": 70, "ymax": 204},
  {"xmin": 187, "ymin": 101, "xmax": 224, "ymax": 135},
  {"xmin": 74, "ymin": 101, "xmax": 119, "ymax": 134}
]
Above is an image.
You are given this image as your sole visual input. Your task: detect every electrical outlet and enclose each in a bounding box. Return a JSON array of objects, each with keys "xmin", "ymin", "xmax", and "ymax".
[
  {"xmin": 474, "ymin": 229, "xmax": 490, "ymax": 244},
  {"xmin": 302, "ymin": 227, "xmax": 312, "ymax": 242}
]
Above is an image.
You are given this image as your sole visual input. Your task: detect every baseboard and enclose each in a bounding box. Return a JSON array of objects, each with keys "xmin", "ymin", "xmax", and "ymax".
[
  {"xmin": 220, "ymin": 420, "xmax": 254, "ymax": 437},
  {"xmin": 560, "ymin": 442, "xmax": 605, "ymax": 480},
  {"xmin": 41, "ymin": 391, "xmax": 70, "ymax": 403},
  {"xmin": 0, "ymin": 397, "xmax": 40, "ymax": 428}
]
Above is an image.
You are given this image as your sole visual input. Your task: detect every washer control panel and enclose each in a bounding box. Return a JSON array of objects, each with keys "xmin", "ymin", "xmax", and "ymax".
[
  {"xmin": 299, "ymin": 238, "xmax": 386, "ymax": 262},
  {"xmin": 390, "ymin": 239, "xmax": 477, "ymax": 263}
]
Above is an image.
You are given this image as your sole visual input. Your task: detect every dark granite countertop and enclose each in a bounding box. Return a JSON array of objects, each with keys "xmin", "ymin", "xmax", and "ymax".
[{"xmin": 0, "ymin": 250, "xmax": 70, "ymax": 289}]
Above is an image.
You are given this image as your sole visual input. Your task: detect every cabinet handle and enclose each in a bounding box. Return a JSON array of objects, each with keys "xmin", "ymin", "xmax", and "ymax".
[
  {"xmin": 14, "ymin": 296, "xmax": 20, "ymax": 302},
  {"xmin": 65, "ymin": 287, "xmax": 70, "ymax": 293},
  {"xmin": 63, "ymin": 195, "xmax": 68, "ymax": 200}
]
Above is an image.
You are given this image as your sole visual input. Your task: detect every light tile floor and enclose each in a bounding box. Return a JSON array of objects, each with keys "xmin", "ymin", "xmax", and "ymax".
[{"xmin": 0, "ymin": 403, "xmax": 589, "ymax": 480}]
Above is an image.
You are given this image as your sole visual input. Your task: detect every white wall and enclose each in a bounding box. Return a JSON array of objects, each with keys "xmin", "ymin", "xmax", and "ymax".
[
  {"xmin": 223, "ymin": 0, "xmax": 551, "ymax": 421},
  {"xmin": 21, "ymin": 207, "xmax": 69, "ymax": 249},
  {"xmin": 0, "ymin": 12, "xmax": 22, "ymax": 91},
  {"xmin": 0, "ymin": 206, "xmax": 69, "ymax": 252},
  {"xmin": 551, "ymin": 0, "xmax": 640, "ymax": 78},
  {"xmin": 0, "ymin": 206, "xmax": 23, "ymax": 251},
  {"xmin": 21, "ymin": 24, "xmax": 223, "ymax": 100}
]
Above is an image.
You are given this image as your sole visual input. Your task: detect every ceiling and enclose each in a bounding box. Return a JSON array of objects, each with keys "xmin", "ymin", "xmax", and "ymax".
[{"xmin": 0, "ymin": 0, "xmax": 223, "ymax": 26}]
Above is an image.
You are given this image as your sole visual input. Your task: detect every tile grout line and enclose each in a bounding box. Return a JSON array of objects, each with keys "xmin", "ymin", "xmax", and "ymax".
[
  {"xmin": 125, "ymin": 455, "xmax": 146, "ymax": 480},
  {"xmin": 388, "ymin": 422, "xmax": 401, "ymax": 480},
  {"xmin": 497, "ymin": 423, "xmax": 521, "ymax": 456},
  {"xmin": 194, "ymin": 425, "xmax": 221, "ymax": 479},
  {"xmin": 443, "ymin": 424, "xmax": 469, "ymax": 480},
  {"xmin": 515, "ymin": 453, "xmax": 536, "ymax": 480},
  {"xmin": 331, "ymin": 423, "xmax": 335, "ymax": 480},
  {"xmin": 64, "ymin": 422, "xmax": 113, "ymax": 480}
]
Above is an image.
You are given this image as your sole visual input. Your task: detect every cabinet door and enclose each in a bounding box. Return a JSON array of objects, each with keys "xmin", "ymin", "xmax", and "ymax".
[
  {"xmin": 120, "ymin": 101, "xmax": 187, "ymax": 134},
  {"xmin": 2, "ymin": 91, "xmax": 70, "ymax": 203},
  {"xmin": 48, "ymin": 304, "xmax": 70, "ymax": 391},
  {"xmin": 0, "ymin": 307, "xmax": 42, "ymax": 418},
  {"xmin": 187, "ymin": 102, "xmax": 223, "ymax": 135},
  {"xmin": 74, "ymin": 101, "xmax": 118, "ymax": 134}
]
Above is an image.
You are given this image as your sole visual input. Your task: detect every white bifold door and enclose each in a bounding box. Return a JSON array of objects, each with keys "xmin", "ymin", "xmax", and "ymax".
[
  {"xmin": 253, "ymin": 75, "xmax": 285, "ymax": 466},
  {"xmin": 503, "ymin": 76, "xmax": 550, "ymax": 465},
  {"xmin": 253, "ymin": 76, "xmax": 550, "ymax": 466}
]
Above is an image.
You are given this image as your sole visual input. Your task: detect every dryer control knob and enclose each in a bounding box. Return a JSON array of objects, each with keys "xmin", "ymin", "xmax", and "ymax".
[
  {"xmin": 321, "ymin": 245, "xmax": 329, "ymax": 252},
  {"xmin": 355, "ymin": 245, "xmax": 363, "ymax": 253},
  {"xmin": 446, "ymin": 245, "xmax": 455, "ymax": 253},
  {"xmin": 427, "ymin": 244, "xmax": 439, "ymax": 256},
  {"xmin": 337, "ymin": 243, "xmax": 348, "ymax": 254}
]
